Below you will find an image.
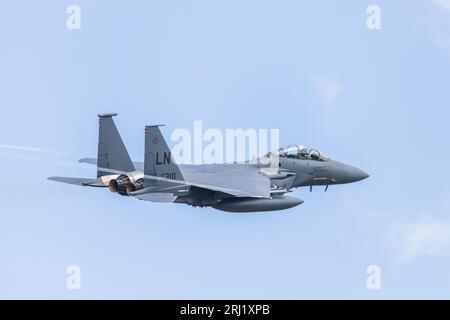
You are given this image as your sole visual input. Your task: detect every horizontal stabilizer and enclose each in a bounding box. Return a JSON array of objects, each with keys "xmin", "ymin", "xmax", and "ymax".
[
  {"xmin": 47, "ymin": 176, "xmax": 95, "ymax": 186},
  {"xmin": 79, "ymin": 158, "xmax": 97, "ymax": 165}
]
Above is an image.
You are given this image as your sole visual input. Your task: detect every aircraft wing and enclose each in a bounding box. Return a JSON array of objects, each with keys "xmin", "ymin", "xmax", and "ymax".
[
  {"xmin": 182, "ymin": 163, "xmax": 272, "ymax": 198},
  {"xmin": 80, "ymin": 161, "xmax": 272, "ymax": 198},
  {"xmin": 131, "ymin": 173, "xmax": 270, "ymax": 199},
  {"xmin": 63, "ymin": 165, "xmax": 267, "ymax": 198},
  {"xmin": 184, "ymin": 174, "xmax": 270, "ymax": 198},
  {"xmin": 78, "ymin": 159, "xmax": 268, "ymax": 197}
]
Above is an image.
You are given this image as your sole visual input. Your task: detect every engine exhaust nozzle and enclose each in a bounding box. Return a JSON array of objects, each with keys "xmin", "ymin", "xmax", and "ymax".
[{"xmin": 108, "ymin": 179, "xmax": 118, "ymax": 193}]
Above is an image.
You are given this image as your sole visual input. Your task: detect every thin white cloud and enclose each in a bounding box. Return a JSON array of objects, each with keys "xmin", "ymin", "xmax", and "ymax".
[
  {"xmin": 429, "ymin": 0, "xmax": 450, "ymax": 55},
  {"xmin": 341, "ymin": 192, "xmax": 450, "ymax": 264},
  {"xmin": 314, "ymin": 76, "xmax": 342, "ymax": 106},
  {"xmin": 389, "ymin": 216, "xmax": 450, "ymax": 262},
  {"xmin": 432, "ymin": 0, "xmax": 450, "ymax": 11},
  {"xmin": 432, "ymin": 31, "xmax": 450, "ymax": 56}
]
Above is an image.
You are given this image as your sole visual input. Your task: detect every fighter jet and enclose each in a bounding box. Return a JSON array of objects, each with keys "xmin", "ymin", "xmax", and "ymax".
[{"xmin": 48, "ymin": 114, "xmax": 369, "ymax": 212}]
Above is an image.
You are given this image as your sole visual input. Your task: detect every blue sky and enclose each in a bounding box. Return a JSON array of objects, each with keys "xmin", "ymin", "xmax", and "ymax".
[{"xmin": 1, "ymin": 0, "xmax": 450, "ymax": 299}]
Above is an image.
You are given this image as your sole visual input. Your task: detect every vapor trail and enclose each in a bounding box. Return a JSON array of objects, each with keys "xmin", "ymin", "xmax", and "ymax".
[{"xmin": 0, "ymin": 144, "xmax": 74, "ymax": 156}]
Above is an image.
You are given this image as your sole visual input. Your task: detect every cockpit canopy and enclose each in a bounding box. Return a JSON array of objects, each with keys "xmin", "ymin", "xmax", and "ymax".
[{"xmin": 267, "ymin": 144, "xmax": 329, "ymax": 162}]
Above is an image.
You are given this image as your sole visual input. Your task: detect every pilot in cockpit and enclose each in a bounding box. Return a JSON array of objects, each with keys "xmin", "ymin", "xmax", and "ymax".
[{"xmin": 274, "ymin": 145, "xmax": 328, "ymax": 162}]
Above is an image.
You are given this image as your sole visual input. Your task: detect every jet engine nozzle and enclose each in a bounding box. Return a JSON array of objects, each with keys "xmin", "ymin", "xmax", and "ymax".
[
  {"xmin": 108, "ymin": 172, "xmax": 144, "ymax": 196},
  {"xmin": 126, "ymin": 178, "xmax": 145, "ymax": 195},
  {"xmin": 108, "ymin": 179, "xmax": 119, "ymax": 192},
  {"xmin": 108, "ymin": 174, "xmax": 129, "ymax": 194}
]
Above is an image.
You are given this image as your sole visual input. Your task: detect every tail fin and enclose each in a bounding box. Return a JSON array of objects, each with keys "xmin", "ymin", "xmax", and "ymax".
[
  {"xmin": 97, "ymin": 113, "xmax": 135, "ymax": 177},
  {"xmin": 144, "ymin": 125, "xmax": 184, "ymax": 181}
]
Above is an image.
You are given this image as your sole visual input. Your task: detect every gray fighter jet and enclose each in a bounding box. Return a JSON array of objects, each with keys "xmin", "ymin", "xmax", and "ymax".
[{"xmin": 48, "ymin": 114, "xmax": 369, "ymax": 212}]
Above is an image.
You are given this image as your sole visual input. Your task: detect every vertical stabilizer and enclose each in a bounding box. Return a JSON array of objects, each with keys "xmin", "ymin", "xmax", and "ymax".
[
  {"xmin": 97, "ymin": 113, "xmax": 135, "ymax": 177},
  {"xmin": 144, "ymin": 125, "xmax": 184, "ymax": 182}
]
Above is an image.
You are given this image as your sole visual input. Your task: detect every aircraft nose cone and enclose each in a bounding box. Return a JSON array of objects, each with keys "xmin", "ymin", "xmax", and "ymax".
[
  {"xmin": 327, "ymin": 160, "xmax": 370, "ymax": 184},
  {"xmin": 349, "ymin": 167, "xmax": 369, "ymax": 182},
  {"xmin": 361, "ymin": 171, "xmax": 370, "ymax": 180}
]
